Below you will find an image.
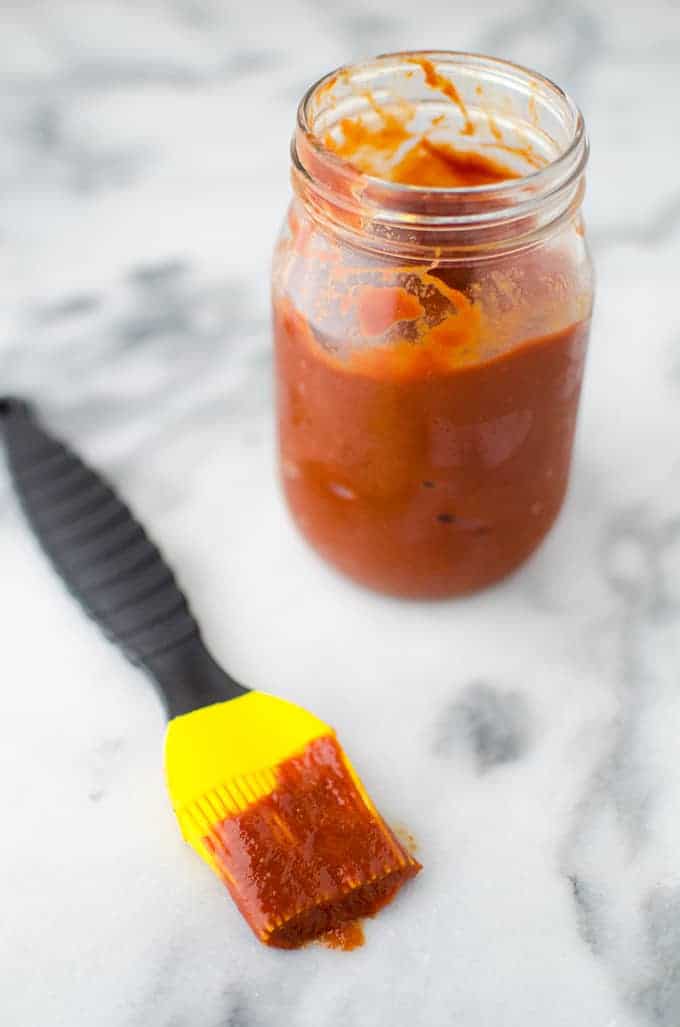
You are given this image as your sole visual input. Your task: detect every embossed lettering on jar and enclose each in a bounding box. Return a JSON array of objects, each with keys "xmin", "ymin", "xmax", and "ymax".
[{"xmin": 272, "ymin": 52, "xmax": 594, "ymax": 598}]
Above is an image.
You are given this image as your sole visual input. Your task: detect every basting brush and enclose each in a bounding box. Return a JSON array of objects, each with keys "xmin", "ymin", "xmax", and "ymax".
[{"xmin": 0, "ymin": 398, "xmax": 420, "ymax": 948}]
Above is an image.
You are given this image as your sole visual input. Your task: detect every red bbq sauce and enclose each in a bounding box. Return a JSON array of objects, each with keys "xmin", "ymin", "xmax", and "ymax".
[{"xmin": 203, "ymin": 735, "xmax": 421, "ymax": 949}]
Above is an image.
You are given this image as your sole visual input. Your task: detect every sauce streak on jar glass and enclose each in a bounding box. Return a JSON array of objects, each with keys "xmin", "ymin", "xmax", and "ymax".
[{"xmin": 273, "ymin": 52, "xmax": 594, "ymax": 598}]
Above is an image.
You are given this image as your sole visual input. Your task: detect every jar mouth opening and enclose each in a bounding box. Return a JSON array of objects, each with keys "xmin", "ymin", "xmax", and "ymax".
[{"xmin": 293, "ymin": 50, "xmax": 587, "ymax": 229}]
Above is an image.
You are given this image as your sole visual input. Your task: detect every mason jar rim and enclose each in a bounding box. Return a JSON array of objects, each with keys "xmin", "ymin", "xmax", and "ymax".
[
  {"xmin": 292, "ymin": 50, "xmax": 588, "ymax": 244},
  {"xmin": 298, "ymin": 51, "xmax": 586, "ymax": 195}
]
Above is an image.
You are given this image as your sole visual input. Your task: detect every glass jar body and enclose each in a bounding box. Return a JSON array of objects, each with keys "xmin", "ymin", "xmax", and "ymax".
[{"xmin": 272, "ymin": 53, "xmax": 594, "ymax": 598}]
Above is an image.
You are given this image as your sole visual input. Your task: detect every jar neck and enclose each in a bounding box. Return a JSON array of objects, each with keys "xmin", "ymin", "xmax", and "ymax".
[{"xmin": 291, "ymin": 52, "xmax": 588, "ymax": 261}]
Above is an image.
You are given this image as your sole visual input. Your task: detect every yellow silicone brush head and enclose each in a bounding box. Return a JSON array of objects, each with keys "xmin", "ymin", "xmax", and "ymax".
[{"xmin": 165, "ymin": 693, "xmax": 421, "ymax": 948}]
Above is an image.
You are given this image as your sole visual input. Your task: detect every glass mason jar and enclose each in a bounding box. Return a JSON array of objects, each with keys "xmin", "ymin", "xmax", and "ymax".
[{"xmin": 272, "ymin": 52, "xmax": 594, "ymax": 598}]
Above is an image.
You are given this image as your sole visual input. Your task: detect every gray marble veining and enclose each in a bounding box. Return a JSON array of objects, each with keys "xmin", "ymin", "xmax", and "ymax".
[{"xmin": 1, "ymin": 2, "xmax": 679, "ymax": 1026}]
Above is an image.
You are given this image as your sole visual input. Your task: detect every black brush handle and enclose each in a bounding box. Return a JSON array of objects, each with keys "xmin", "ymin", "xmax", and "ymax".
[{"xmin": 0, "ymin": 398, "xmax": 247, "ymax": 718}]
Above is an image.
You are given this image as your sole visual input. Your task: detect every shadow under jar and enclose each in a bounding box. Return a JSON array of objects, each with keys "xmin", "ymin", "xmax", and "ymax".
[{"xmin": 272, "ymin": 51, "xmax": 594, "ymax": 598}]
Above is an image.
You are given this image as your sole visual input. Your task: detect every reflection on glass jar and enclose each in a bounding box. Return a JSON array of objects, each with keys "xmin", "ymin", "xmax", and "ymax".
[{"xmin": 272, "ymin": 52, "xmax": 594, "ymax": 598}]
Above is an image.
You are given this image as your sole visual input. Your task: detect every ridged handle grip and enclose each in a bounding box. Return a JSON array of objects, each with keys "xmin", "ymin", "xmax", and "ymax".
[{"xmin": 1, "ymin": 398, "xmax": 247, "ymax": 717}]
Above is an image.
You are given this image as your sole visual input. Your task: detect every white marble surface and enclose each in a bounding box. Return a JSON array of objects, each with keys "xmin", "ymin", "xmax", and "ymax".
[{"xmin": 2, "ymin": 2, "xmax": 680, "ymax": 1025}]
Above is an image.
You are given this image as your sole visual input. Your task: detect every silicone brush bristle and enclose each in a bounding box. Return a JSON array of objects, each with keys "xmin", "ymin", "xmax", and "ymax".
[
  {"xmin": 203, "ymin": 735, "xmax": 419, "ymax": 947},
  {"xmin": 165, "ymin": 695, "xmax": 421, "ymax": 948}
]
